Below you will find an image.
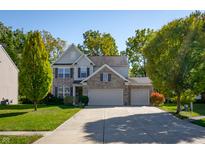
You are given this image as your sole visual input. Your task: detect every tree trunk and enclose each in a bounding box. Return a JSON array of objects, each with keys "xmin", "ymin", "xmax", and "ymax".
[
  {"xmin": 34, "ymin": 101, "xmax": 37, "ymax": 111},
  {"xmin": 176, "ymin": 93, "xmax": 181, "ymax": 114}
]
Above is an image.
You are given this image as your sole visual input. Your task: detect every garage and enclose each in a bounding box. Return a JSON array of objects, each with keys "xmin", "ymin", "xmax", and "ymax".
[
  {"xmin": 131, "ymin": 88, "xmax": 150, "ymax": 106},
  {"xmin": 88, "ymin": 89, "xmax": 123, "ymax": 106}
]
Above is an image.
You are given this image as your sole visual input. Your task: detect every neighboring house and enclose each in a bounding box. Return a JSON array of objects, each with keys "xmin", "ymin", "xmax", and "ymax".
[
  {"xmin": 52, "ymin": 44, "xmax": 153, "ymax": 106},
  {"xmin": 0, "ymin": 45, "xmax": 18, "ymax": 104}
]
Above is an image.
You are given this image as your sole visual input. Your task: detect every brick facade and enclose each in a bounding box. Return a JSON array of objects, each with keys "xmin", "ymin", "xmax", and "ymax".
[
  {"xmin": 84, "ymin": 67, "xmax": 129, "ymax": 105},
  {"xmin": 52, "ymin": 68, "xmax": 74, "ymax": 95}
]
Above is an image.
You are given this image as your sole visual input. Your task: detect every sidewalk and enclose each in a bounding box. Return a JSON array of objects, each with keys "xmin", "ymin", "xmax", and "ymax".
[{"xmin": 0, "ymin": 131, "xmax": 52, "ymax": 136}]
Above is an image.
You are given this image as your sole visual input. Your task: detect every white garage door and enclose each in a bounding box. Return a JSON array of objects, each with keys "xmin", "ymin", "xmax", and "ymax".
[
  {"xmin": 88, "ymin": 89, "xmax": 123, "ymax": 106},
  {"xmin": 131, "ymin": 88, "xmax": 150, "ymax": 106}
]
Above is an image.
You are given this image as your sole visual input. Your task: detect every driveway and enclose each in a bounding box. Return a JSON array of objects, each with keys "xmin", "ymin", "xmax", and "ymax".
[{"xmin": 35, "ymin": 106, "xmax": 205, "ymax": 144}]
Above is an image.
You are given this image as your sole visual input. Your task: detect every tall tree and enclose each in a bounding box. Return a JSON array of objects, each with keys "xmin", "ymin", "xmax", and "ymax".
[
  {"xmin": 41, "ymin": 30, "xmax": 66, "ymax": 63},
  {"xmin": 144, "ymin": 11, "xmax": 205, "ymax": 113},
  {"xmin": 20, "ymin": 31, "xmax": 52, "ymax": 111},
  {"xmin": 122, "ymin": 28, "xmax": 154, "ymax": 77},
  {"xmin": 78, "ymin": 30, "xmax": 119, "ymax": 56},
  {"xmin": 0, "ymin": 22, "xmax": 26, "ymax": 66}
]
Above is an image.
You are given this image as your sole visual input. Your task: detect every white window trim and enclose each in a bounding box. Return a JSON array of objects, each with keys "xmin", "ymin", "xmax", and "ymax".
[
  {"xmin": 58, "ymin": 68, "xmax": 71, "ymax": 78},
  {"xmin": 58, "ymin": 86, "xmax": 70, "ymax": 97},
  {"xmin": 80, "ymin": 67, "xmax": 87, "ymax": 78},
  {"xmin": 103, "ymin": 72, "xmax": 108, "ymax": 82}
]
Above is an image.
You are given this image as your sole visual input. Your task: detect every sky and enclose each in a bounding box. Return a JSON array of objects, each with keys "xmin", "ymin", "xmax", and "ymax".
[{"xmin": 0, "ymin": 10, "xmax": 195, "ymax": 51}]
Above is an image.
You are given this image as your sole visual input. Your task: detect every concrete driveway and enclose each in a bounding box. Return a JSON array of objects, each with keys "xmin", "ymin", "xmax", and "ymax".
[{"xmin": 35, "ymin": 106, "xmax": 205, "ymax": 144}]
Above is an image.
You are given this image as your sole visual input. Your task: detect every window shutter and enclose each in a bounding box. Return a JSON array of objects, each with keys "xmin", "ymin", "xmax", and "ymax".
[
  {"xmin": 70, "ymin": 87, "xmax": 73, "ymax": 96},
  {"xmin": 55, "ymin": 87, "xmax": 58, "ymax": 97},
  {"xmin": 100, "ymin": 73, "xmax": 103, "ymax": 81},
  {"xmin": 87, "ymin": 68, "xmax": 90, "ymax": 77},
  {"xmin": 70, "ymin": 68, "xmax": 73, "ymax": 78},
  {"xmin": 108, "ymin": 74, "xmax": 111, "ymax": 81},
  {"xmin": 55, "ymin": 68, "xmax": 58, "ymax": 78},
  {"xmin": 78, "ymin": 68, "xmax": 81, "ymax": 78}
]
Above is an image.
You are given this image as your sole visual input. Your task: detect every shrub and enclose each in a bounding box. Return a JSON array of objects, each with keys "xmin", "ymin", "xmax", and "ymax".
[
  {"xmin": 19, "ymin": 96, "xmax": 33, "ymax": 104},
  {"xmin": 79, "ymin": 96, "xmax": 89, "ymax": 106},
  {"xmin": 150, "ymin": 92, "xmax": 165, "ymax": 106},
  {"xmin": 64, "ymin": 96, "xmax": 73, "ymax": 105},
  {"xmin": 41, "ymin": 93, "xmax": 64, "ymax": 105}
]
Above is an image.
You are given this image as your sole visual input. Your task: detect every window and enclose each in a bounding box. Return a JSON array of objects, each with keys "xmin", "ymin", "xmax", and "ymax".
[
  {"xmin": 58, "ymin": 68, "xmax": 64, "ymax": 78},
  {"xmin": 64, "ymin": 87, "xmax": 70, "ymax": 97},
  {"xmin": 58, "ymin": 68, "xmax": 71, "ymax": 78},
  {"xmin": 103, "ymin": 73, "xmax": 108, "ymax": 82},
  {"xmin": 80, "ymin": 67, "xmax": 87, "ymax": 78},
  {"xmin": 65, "ymin": 68, "xmax": 70, "ymax": 78},
  {"xmin": 58, "ymin": 86, "xmax": 63, "ymax": 98}
]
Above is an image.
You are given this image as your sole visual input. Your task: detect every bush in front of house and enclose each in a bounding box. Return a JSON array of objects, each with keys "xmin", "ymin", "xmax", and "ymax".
[
  {"xmin": 41, "ymin": 93, "xmax": 64, "ymax": 105},
  {"xmin": 64, "ymin": 96, "xmax": 73, "ymax": 105},
  {"xmin": 79, "ymin": 96, "xmax": 89, "ymax": 106},
  {"xmin": 19, "ymin": 96, "xmax": 33, "ymax": 104},
  {"xmin": 150, "ymin": 92, "xmax": 165, "ymax": 106}
]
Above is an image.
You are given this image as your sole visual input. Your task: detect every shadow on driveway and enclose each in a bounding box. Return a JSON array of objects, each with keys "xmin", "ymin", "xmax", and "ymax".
[{"xmin": 84, "ymin": 111, "xmax": 205, "ymax": 144}]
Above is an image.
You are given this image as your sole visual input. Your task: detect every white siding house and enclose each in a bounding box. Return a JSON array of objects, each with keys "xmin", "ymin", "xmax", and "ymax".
[{"xmin": 0, "ymin": 45, "xmax": 18, "ymax": 104}]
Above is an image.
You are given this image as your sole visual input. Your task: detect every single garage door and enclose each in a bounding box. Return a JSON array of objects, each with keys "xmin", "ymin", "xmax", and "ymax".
[
  {"xmin": 88, "ymin": 89, "xmax": 123, "ymax": 106},
  {"xmin": 131, "ymin": 88, "xmax": 150, "ymax": 106}
]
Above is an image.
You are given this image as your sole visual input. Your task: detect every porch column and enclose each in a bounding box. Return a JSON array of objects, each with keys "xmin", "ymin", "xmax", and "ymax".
[{"xmin": 73, "ymin": 86, "xmax": 76, "ymax": 105}]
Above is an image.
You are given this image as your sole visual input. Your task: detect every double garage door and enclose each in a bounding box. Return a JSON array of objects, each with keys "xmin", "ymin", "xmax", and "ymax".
[
  {"xmin": 88, "ymin": 89, "xmax": 123, "ymax": 106},
  {"xmin": 88, "ymin": 88, "xmax": 150, "ymax": 106}
]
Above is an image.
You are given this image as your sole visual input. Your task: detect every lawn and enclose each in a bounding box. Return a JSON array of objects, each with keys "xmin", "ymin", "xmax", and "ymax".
[
  {"xmin": 159, "ymin": 103, "xmax": 205, "ymax": 127},
  {"xmin": 159, "ymin": 103, "xmax": 205, "ymax": 118},
  {"xmin": 0, "ymin": 135, "xmax": 42, "ymax": 144},
  {"xmin": 0, "ymin": 104, "xmax": 81, "ymax": 131}
]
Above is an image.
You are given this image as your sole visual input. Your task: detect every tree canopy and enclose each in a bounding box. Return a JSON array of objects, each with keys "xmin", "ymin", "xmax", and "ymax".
[
  {"xmin": 122, "ymin": 28, "xmax": 154, "ymax": 77},
  {"xmin": 144, "ymin": 11, "xmax": 205, "ymax": 113},
  {"xmin": 78, "ymin": 30, "xmax": 119, "ymax": 56},
  {"xmin": 20, "ymin": 31, "xmax": 52, "ymax": 110}
]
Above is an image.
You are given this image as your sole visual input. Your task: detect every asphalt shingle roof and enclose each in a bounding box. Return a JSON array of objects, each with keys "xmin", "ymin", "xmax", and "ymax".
[{"xmin": 88, "ymin": 56, "xmax": 128, "ymax": 67}]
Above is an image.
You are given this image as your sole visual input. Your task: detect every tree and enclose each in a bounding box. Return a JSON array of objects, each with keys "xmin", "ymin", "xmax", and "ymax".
[
  {"xmin": 0, "ymin": 22, "xmax": 26, "ymax": 66},
  {"xmin": 20, "ymin": 31, "xmax": 52, "ymax": 111},
  {"xmin": 122, "ymin": 28, "xmax": 154, "ymax": 77},
  {"xmin": 144, "ymin": 11, "xmax": 205, "ymax": 113},
  {"xmin": 78, "ymin": 30, "xmax": 119, "ymax": 56},
  {"xmin": 41, "ymin": 30, "xmax": 66, "ymax": 63}
]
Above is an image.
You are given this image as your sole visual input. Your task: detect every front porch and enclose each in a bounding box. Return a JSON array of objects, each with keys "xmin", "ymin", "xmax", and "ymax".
[{"xmin": 72, "ymin": 84, "xmax": 83, "ymax": 104}]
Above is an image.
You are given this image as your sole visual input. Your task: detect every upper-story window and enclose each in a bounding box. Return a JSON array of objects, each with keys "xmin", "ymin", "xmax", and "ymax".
[
  {"xmin": 57, "ymin": 68, "xmax": 71, "ymax": 78},
  {"xmin": 80, "ymin": 67, "xmax": 87, "ymax": 78},
  {"xmin": 58, "ymin": 68, "xmax": 64, "ymax": 78},
  {"xmin": 100, "ymin": 73, "xmax": 111, "ymax": 82},
  {"xmin": 65, "ymin": 68, "xmax": 70, "ymax": 78},
  {"xmin": 103, "ymin": 73, "xmax": 108, "ymax": 82},
  {"xmin": 78, "ymin": 67, "xmax": 90, "ymax": 78}
]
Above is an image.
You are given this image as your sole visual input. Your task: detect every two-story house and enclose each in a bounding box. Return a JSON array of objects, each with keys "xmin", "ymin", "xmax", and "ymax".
[{"xmin": 52, "ymin": 44, "xmax": 152, "ymax": 106}]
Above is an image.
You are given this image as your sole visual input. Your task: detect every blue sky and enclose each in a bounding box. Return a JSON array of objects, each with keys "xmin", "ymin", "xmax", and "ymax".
[{"xmin": 0, "ymin": 10, "xmax": 195, "ymax": 51}]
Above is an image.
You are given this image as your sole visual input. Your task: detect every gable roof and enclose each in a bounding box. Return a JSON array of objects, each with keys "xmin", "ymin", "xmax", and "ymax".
[
  {"xmin": 53, "ymin": 44, "xmax": 83, "ymax": 65},
  {"xmin": 72, "ymin": 54, "xmax": 95, "ymax": 65},
  {"xmin": 81, "ymin": 64, "xmax": 128, "ymax": 83},
  {"xmin": 127, "ymin": 77, "xmax": 152, "ymax": 86},
  {"xmin": 88, "ymin": 56, "xmax": 128, "ymax": 67},
  {"xmin": 0, "ymin": 45, "xmax": 19, "ymax": 72}
]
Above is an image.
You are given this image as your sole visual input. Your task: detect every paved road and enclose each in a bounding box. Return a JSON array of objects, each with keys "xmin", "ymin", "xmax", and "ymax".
[{"xmin": 35, "ymin": 106, "xmax": 205, "ymax": 144}]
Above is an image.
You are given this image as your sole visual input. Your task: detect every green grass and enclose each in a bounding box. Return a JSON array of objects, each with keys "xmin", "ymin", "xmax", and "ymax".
[
  {"xmin": 0, "ymin": 135, "xmax": 42, "ymax": 144},
  {"xmin": 159, "ymin": 103, "xmax": 205, "ymax": 118},
  {"xmin": 0, "ymin": 104, "xmax": 81, "ymax": 131}
]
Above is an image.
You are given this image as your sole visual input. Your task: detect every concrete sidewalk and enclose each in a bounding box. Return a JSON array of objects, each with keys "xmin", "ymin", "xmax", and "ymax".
[
  {"xmin": 0, "ymin": 131, "xmax": 52, "ymax": 136},
  {"xmin": 34, "ymin": 106, "xmax": 205, "ymax": 144}
]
